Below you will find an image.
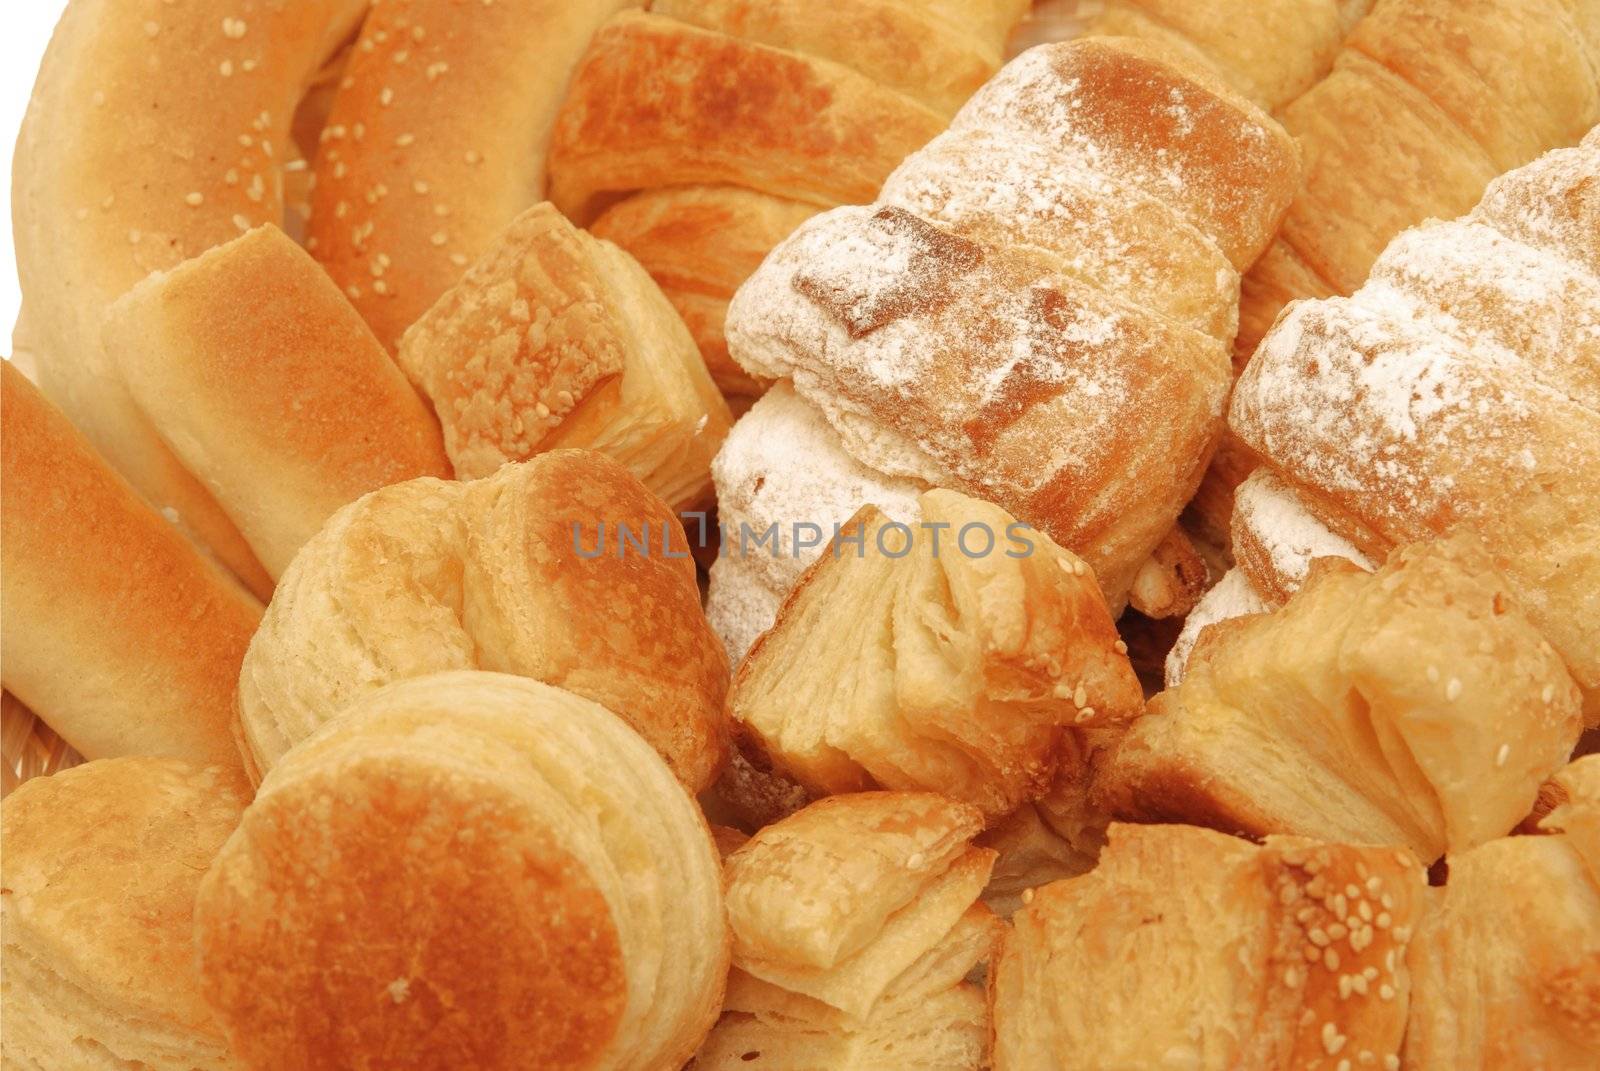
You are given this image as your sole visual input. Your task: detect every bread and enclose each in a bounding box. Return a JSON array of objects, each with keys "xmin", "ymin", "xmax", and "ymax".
[
  {"xmin": 992, "ymin": 823, "xmax": 1427, "ymax": 1070},
  {"xmin": 1, "ymin": 757, "xmax": 251, "ymax": 1070},
  {"xmin": 306, "ymin": 0, "xmax": 641, "ymax": 352},
  {"xmin": 716, "ymin": 36, "xmax": 1298, "ymax": 639},
  {"xmin": 728, "ymin": 489, "xmax": 1143, "ymax": 821},
  {"xmin": 13, "ymin": 0, "xmax": 370, "ymax": 592},
  {"xmin": 396, "ymin": 203, "xmax": 732, "ymax": 510},
  {"xmin": 1, "ymin": 364, "xmax": 259, "ymax": 767},
  {"xmin": 548, "ymin": 1, "xmax": 1030, "ymax": 397},
  {"xmin": 1100, "ymin": 537, "xmax": 1585, "ymax": 862},
  {"xmin": 1236, "ymin": 0, "xmax": 1600, "ymax": 359},
  {"xmin": 103, "ymin": 225, "xmax": 452, "ymax": 579},
  {"xmin": 691, "ymin": 792, "xmax": 1001, "ymax": 1069},
  {"xmin": 237, "ymin": 449, "xmax": 730, "ymax": 791},
  {"xmin": 1404, "ymin": 754, "xmax": 1600, "ymax": 1068},
  {"xmin": 1231, "ymin": 134, "xmax": 1600, "ymax": 716},
  {"xmin": 195, "ymin": 671, "xmax": 728, "ymax": 1071}
]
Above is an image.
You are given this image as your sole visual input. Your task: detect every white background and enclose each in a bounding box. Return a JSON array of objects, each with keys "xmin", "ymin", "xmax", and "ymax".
[{"xmin": 2, "ymin": 3, "xmax": 69, "ymax": 348}]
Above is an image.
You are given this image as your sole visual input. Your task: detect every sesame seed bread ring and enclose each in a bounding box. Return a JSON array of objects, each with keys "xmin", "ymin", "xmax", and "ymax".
[
  {"xmin": 306, "ymin": 0, "xmax": 641, "ymax": 352},
  {"xmin": 195, "ymin": 671, "xmax": 729, "ymax": 1071},
  {"xmin": 236, "ymin": 449, "xmax": 730, "ymax": 791},
  {"xmin": 1, "ymin": 757, "xmax": 252, "ymax": 1071},
  {"xmin": 13, "ymin": 0, "xmax": 371, "ymax": 595},
  {"xmin": 0, "ymin": 363, "xmax": 259, "ymax": 767}
]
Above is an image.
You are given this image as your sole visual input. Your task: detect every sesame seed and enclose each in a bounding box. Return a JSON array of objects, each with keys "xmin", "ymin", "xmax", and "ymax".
[
  {"xmin": 1113, "ymin": 640, "xmax": 1128, "ymax": 654},
  {"xmin": 1380, "ymin": 984, "xmax": 1395, "ymax": 1001},
  {"xmin": 465, "ymin": 150, "xmax": 482, "ymax": 165},
  {"xmin": 220, "ymin": 60, "xmax": 234, "ymax": 77},
  {"xmin": 1020, "ymin": 887, "xmax": 1034, "ymax": 904},
  {"xmin": 1542, "ymin": 683, "xmax": 1556, "ymax": 703},
  {"xmin": 426, "ymin": 62, "xmax": 449, "ymax": 81},
  {"xmin": 1496, "ymin": 744, "xmax": 1510, "ymax": 767},
  {"xmin": 1385, "ymin": 1055, "xmax": 1400, "ymax": 1070},
  {"xmin": 430, "ymin": 231, "xmax": 449, "ymax": 247},
  {"xmin": 222, "ymin": 17, "xmax": 247, "ymax": 39},
  {"xmin": 1322, "ymin": 1023, "xmax": 1346, "ymax": 1056},
  {"xmin": 347, "ymin": 285, "xmax": 362, "ymax": 300},
  {"xmin": 144, "ymin": 20, "xmax": 161, "ymax": 37},
  {"xmin": 396, "ymin": 134, "xmax": 416, "ymax": 147},
  {"xmin": 380, "ymin": 87, "xmax": 395, "ymax": 106},
  {"xmin": 1073, "ymin": 684, "xmax": 1088, "ymax": 708},
  {"xmin": 1324, "ymin": 948, "xmax": 1340, "ymax": 970},
  {"xmin": 450, "ymin": 253, "xmax": 468, "ymax": 266},
  {"xmin": 1445, "ymin": 678, "xmax": 1462, "ymax": 701},
  {"xmin": 185, "ymin": 192, "xmax": 205, "ymax": 206},
  {"xmin": 373, "ymin": 279, "xmax": 390, "ymax": 295},
  {"xmin": 233, "ymin": 214, "xmax": 251, "ymax": 231}
]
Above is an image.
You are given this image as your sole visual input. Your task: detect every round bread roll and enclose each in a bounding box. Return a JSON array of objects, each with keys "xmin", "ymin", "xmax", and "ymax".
[
  {"xmin": 237, "ymin": 449, "xmax": 730, "ymax": 791},
  {"xmin": 13, "ymin": 0, "xmax": 370, "ymax": 592},
  {"xmin": 195, "ymin": 671, "xmax": 729, "ymax": 1071},
  {"xmin": 1, "ymin": 757, "xmax": 251, "ymax": 1070}
]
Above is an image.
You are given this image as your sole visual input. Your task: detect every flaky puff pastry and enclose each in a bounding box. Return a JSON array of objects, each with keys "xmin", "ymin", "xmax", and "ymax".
[
  {"xmin": 196, "ymin": 671, "xmax": 728, "ymax": 1071},
  {"xmin": 1, "ymin": 758, "xmax": 250, "ymax": 1070},
  {"xmin": 1231, "ymin": 133, "xmax": 1600, "ymax": 717},
  {"xmin": 397, "ymin": 203, "xmax": 732, "ymax": 511},
  {"xmin": 1404, "ymin": 755, "xmax": 1600, "ymax": 1069},
  {"xmin": 237, "ymin": 450, "xmax": 729, "ymax": 791},
  {"xmin": 992, "ymin": 823, "xmax": 1428, "ymax": 1071},
  {"xmin": 1100, "ymin": 537, "xmax": 1584, "ymax": 862},
  {"xmin": 730, "ymin": 489, "xmax": 1142, "ymax": 821},
  {"xmin": 690, "ymin": 792, "xmax": 1001, "ymax": 1070}
]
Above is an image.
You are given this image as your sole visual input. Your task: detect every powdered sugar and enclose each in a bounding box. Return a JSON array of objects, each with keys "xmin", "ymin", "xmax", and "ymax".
[
  {"xmin": 1164, "ymin": 568, "xmax": 1267, "ymax": 687},
  {"xmin": 1234, "ymin": 469, "xmax": 1373, "ymax": 593}
]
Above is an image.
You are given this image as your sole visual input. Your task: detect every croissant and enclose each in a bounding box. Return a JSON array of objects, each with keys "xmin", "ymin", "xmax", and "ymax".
[
  {"xmin": 992, "ymin": 823, "xmax": 1427, "ymax": 1070},
  {"xmin": 1100, "ymin": 537, "xmax": 1585, "ymax": 862},
  {"xmin": 0, "ymin": 364, "xmax": 259, "ymax": 768},
  {"xmin": 1404, "ymin": 755, "xmax": 1600, "ymax": 1068},
  {"xmin": 711, "ymin": 35, "xmax": 1298, "ymax": 653},
  {"xmin": 305, "ymin": 0, "xmax": 640, "ymax": 352},
  {"xmin": 1, "ymin": 758, "xmax": 251, "ymax": 1070},
  {"xmin": 728, "ymin": 489, "xmax": 1142, "ymax": 821},
  {"xmin": 13, "ymin": 0, "xmax": 368, "ymax": 590},
  {"xmin": 1229, "ymin": 130, "xmax": 1600, "ymax": 716},
  {"xmin": 396, "ymin": 203, "xmax": 732, "ymax": 510},
  {"xmin": 236, "ymin": 449, "xmax": 730, "ymax": 792},
  {"xmin": 104, "ymin": 225, "xmax": 453, "ymax": 580},
  {"xmin": 195, "ymin": 671, "xmax": 728, "ymax": 1071},
  {"xmin": 690, "ymin": 792, "xmax": 1001, "ymax": 1070},
  {"xmin": 547, "ymin": 0, "xmax": 1031, "ymax": 397}
]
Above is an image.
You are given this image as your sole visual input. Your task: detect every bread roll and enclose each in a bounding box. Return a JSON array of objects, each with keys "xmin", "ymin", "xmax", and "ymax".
[
  {"xmin": 1404, "ymin": 755, "xmax": 1600, "ymax": 1069},
  {"xmin": 104, "ymin": 225, "xmax": 452, "ymax": 579},
  {"xmin": 14, "ymin": 0, "xmax": 370, "ymax": 591},
  {"xmin": 1231, "ymin": 134, "xmax": 1600, "ymax": 716},
  {"xmin": 691, "ymin": 792, "xmax": 1001, "ymax": 1069},
  {"xmin": 237, "ymin": 449, "xmax": 729, "ymax": 791},
  {"xmin": 729, "ymin": 489, "xmax": 1142, "ymax": 821},
  {"xmin": 396, "ymin": 203, "xmax": 732, "ymax": 510},
  {"xmin": 196, "ymin": 671, "xmax": 728, "ymax": 1071},
  {"xmin": 992, "ymin": 823, "xmax": 1427, "ymax": 1070},
  {"xmin": 307, "ymin": 0, "xmax": 642, "ymax": 351},
  {"xmin": 1100, "ymin": 537, "xmax": 1585, "ymax": 862},
  {"xmin": 1, "ymin": 757, "xmax": 251, "ymax": 1070},
  {"xmin": 0, "ymin": 364, "xmax": 258, "ymax": 767}
]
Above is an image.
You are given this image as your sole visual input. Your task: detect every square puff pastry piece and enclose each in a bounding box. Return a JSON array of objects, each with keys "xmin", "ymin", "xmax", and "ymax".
[
  {"xmin": 1405, "ymin": 754, "xmax": 1600, "ymax": 1068},
  {"xmin": 691, "ymin": 792, "xmax": 1001, "ymax": 1070},
  {"xmin": 992, "ymin": 823, "xmax": 1427, "ymax": 1071},
  {"xmin": 196, "ymin": 671, "xmax": 728, "ymax": 1071},
  {"xmin": 1099, "ymin": 536, "xmax": 1584, "ymax": 862},
  {"xmin": 397, "ymin": 202, "xmax": 732, "ymax": 511},
  {"xmin": 1, "ymin": 757, "xmax": 251, "ymax": 1070},
  {"xmin": 730, "ymin": 488, "xmax": 1142, "ymax": 821}
]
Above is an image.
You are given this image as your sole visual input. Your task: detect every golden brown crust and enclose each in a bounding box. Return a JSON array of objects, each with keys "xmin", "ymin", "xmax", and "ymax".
[
  {"xmin": 1100, "ymin": 538, "xmax": 1585, "ymax": 862},
  {"xmin": 237, "ymin": 450, "xmax": 730, "ymax": 791},
  {"xmin": 105, "ymin": 226, "xmax": 452, "ymax": 578},
  {"xmin": 13, "ymin": 0, "xmax": 368, "ymax": 591},
  {"xmin": 306, "ymin": 0, "xmax": 640, "ymax": 351},
  {"xmin": 730, "ymin": 490, "xmax": 1143, "ymax": 820},
  {"xmin": 1, "ymin": 757, "xmax": 250, "ymax": 1070},
  {"xmin": 0, "ymin": 364, "xmax": 259, "ymax": 767},
  {"xmin": 197, "ymin": 672, "xmax": 728, "ymax": 1071},
  {"xmin": 992, "ymin": 823, "xmax": 1427, "ymax": 1070}
]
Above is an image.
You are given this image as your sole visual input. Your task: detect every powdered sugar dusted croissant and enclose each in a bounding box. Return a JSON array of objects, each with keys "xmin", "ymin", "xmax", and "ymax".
[
  {"xmin": 690, "ymin": 792, "xmax": 1001, "ymax": 1070},
  {"xmin": 1101, "ymin": 537, "xmax": 1585, "ymax": 862},
  {"xmin": 1230, "ymin": 131, "xmax": 1600, "ymax": 717},
  {"xmin": 713, "ymin": 35, "xmax": 1299, "ymax": 652},
  {"xmin": 729, "ymin": 489, "xmax": 1143, "ymax": 821}
]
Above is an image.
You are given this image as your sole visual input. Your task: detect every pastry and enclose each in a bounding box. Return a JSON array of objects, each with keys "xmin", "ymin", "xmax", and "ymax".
[
  {"xmin": 728, "ymin": 489, "xmax": 1142, "ymax": 820},
  {"xmin": 396, "ymin": 203, "xmax": 732, "ymax": 510},
  {"xmin": 992, "ymin": 822, "xmax": 1427, "ymax": 1070},
  {"xmin": 1, "ymin": 757, "xmax": 251, "ymax": 1070},
  {"xmin": 691, "ymin": 792, "xmax": 1001, "ymax": 1069},
  {"xmin": 196, "ymin": 671, "xmax": 728, "ymax": 1071},
  {"xmin": 1, "ymin": 364, "xmax": 259, "ymax": 767},
  {"xmin": 236, "ymin": 449, "xmax": 730, "ymax": 791},
  {"xmin": 1100, "ymin": 537, "xmax": 1585, "ymax": 862}
]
